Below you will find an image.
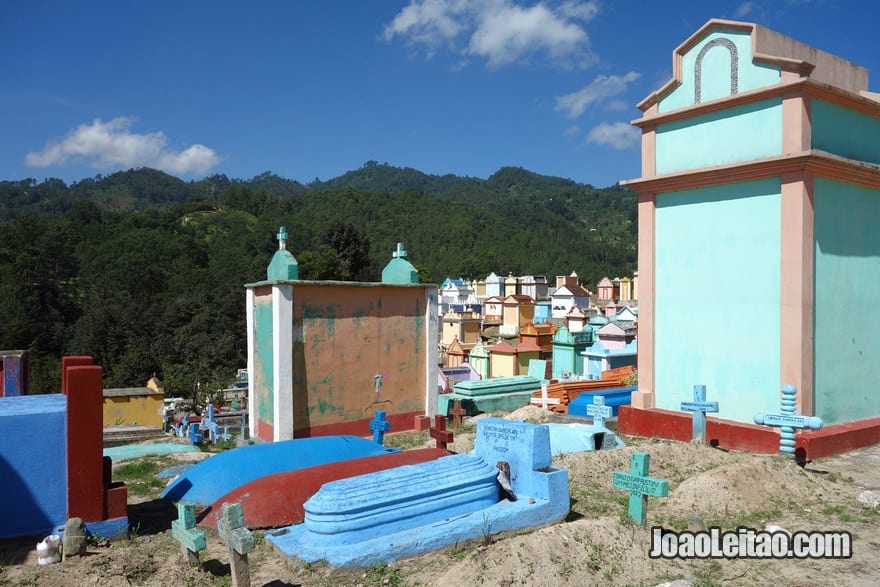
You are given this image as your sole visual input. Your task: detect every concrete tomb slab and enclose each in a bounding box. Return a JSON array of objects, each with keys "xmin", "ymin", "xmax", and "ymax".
[
  {"xmin": 545, "ymin": 422, "xmax": 624, "ymax": 454},
  {"xmin": 268, "ymin": 418, "xmax": 570, "ymax": 566},
  {"xmin": 162, "ymin": 435, "xmax": 397, "ymax": 506},
  {"xmin": 201, "ymin": 447, "xmax": 448, "ymax": 529}
]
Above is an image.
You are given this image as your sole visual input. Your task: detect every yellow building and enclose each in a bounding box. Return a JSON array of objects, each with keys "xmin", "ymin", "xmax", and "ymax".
[{"xmin": 103, "ymin": 377, "xmax": 164, "ymax": 427}]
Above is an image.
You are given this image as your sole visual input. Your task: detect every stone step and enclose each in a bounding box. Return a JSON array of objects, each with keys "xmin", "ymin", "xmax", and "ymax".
[{"xmin": 102, "ymin": 426, "xmax": 166, "ymax": 447}]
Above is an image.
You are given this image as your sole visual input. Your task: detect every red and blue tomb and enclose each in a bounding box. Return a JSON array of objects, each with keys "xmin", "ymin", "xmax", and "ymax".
[
  {"xmin": 0, "ymin": 356, "xmax": 127, "ymax": 539},
  {"xmin": 160, "ymin": 235, "xmax": 447, "ymax": 528},
  {"xmin": 267, "ymin": 418, "xmax": 570, "ymax": 566}
]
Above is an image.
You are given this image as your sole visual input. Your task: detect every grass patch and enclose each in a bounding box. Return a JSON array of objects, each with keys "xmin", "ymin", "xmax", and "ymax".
[
  {"xmin": 360, "ymin": 563, "xmax": 403, "ymax": 586},
  {"xmin": 704, "ymin": 507, "xmax": 781, "ymax": 530},
  {"xmin": 114, "ymin": 460, "xmax": 165, "ymax": 497},
  {"xmin": 384, "ymin": 431, "xmax": 429, "ymax": 450}
]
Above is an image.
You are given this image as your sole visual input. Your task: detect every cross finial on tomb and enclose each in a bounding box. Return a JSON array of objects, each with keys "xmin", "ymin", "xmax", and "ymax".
[
  {"xmin": 277, "ymin": 227, "xmax": 288, "ymax": 250},
  {"xmin": 393, "ymin": 242, "xmax": 407, "ymax": 258}
]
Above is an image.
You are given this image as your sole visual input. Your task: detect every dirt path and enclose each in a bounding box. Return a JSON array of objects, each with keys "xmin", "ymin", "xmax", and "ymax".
[{"xmin": 2, "ymin": 413, "xmax": 879, "ymax": 586}]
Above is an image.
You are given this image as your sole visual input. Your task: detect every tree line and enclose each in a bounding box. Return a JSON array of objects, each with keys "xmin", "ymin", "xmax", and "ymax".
[{"xmin": 0, "ymin": 163, "xmax": 636, "ymax": 395}]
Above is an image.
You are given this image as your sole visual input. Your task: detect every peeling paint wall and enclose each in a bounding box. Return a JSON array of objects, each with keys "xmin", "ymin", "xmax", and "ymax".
[
  {"xmin": 252, "ymin": 287, "xmax": 274, "ymax": 436},
  {"xmin": 291, "ymin": 284, "xmax": 429, "ymax": 432}
]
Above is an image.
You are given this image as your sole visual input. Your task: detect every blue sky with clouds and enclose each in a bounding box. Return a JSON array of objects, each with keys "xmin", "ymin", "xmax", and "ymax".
[{"xmin": 2, "ymin": 0, "xmax": 877, "ymax": 188}]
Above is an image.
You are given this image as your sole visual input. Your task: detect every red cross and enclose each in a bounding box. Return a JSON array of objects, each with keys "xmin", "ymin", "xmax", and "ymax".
[{"xmin": 430, "ymin": 415, "xmax": 454, "ymax": 450}]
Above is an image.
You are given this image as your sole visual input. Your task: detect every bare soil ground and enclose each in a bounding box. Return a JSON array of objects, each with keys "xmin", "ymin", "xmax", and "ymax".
[{"xmin": 3, "ymin": 406, "xmax": 879, "ymax": 586}]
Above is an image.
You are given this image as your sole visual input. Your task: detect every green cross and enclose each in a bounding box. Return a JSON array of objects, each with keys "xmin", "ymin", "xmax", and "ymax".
[{"xmin": 611, "ymin": 452, "xmax": 669, "ymax": 525}]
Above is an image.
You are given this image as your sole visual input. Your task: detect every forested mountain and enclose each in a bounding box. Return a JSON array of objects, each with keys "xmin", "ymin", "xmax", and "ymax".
[{"xmin": 0, "ymin": 162, "xmax": 636, "ymax": 395}]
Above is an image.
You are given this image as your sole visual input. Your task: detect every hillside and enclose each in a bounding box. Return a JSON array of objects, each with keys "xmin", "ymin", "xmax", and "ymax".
[{"xmin": 0, "ymin": 162, "xmax": 635, "ymax": 393}]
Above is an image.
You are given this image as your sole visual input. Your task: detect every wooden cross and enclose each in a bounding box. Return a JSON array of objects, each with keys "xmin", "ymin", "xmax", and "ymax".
[
  {"xmin": 171, "ymin": 502, "xmax": 206, "ymax": 567},
  {"xmin": 430, "ymin": 414, "xmax": 454, "ymax": 450},
  {"xmin": 218, "ymin": 502, "xmax": 255, "ymax": 587},
  {"xmin": 449, "ymin": 400, "xmax": 466, "ymax": 428},
  {"xmin": 611, "ymin": 452, "xmax": 669, "ymax": 525},
  {"xmin": 586, "ymin": 395, "xmax": 612, "ymax": 429},
  {"xmin": 369, "ymin": 411, "xmax": 391, "ymax": 445},
  {"xmin": 754, "ymin": 384, "xmax": 823, "ymax": 458},
  {"xmin": 530, "ymin": 381, "xmax": 560, "ymax": 410},
  {"xmin": 680, "ymin": 384, "xmax": 719, "ymax": 444}
]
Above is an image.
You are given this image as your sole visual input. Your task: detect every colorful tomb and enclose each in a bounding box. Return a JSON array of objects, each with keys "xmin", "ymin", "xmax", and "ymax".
[
  {"xmin": 0, "ymin": 356, "xmax": 127, "ymax": 539},
  {"xmin": 622, "ymin": 19, "xmax": 880, "ymax": 456},
  {"xmin": 246, "ymin": 232, "xmax": 439, "ymax": 442},
  {"xmin": 268, "ymin": 419, "xmax": 569, "ymax": 566}
]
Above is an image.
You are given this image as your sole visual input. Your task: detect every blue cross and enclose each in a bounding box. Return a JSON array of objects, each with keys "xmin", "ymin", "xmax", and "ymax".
[
  {"xmin": 370, "ymin": 411, "xmax": 391, "ymax": 445},
  {"xmin": 754, "ymin": 384, "xmax": 822, "ymax": 457},
  {"xmin": 680, "ymin": 384, "xmax": 719, "ymax": 444},
  {"xmin": 587, "ymin": 395, "xmax": 612, "ymax": 429}
]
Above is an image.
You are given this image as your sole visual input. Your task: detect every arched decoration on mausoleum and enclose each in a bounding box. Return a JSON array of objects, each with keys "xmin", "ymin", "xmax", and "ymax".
[{"xmin": 694, "ymin": 37, "xmax": 739, "ymax": 104}]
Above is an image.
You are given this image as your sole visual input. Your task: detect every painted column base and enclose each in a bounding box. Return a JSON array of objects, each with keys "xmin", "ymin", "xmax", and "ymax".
[
  {"xmin": 618, "ymin": 406, "xmax": 880, "ymax": 459},
  {"xmin": 630, "ymin": 390, "xmax": 655, "ymax": 410}
]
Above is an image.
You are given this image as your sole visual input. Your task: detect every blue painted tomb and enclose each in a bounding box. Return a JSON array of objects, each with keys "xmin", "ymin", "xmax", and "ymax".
[
  {"xmin": 162, "ymin": 435, "xmax": 397, "ymax": 505},
  {"xmin": 268, "ymin": 418, "xmax": 570, "ymax": 566},
  {"xmin": 567, "ymin": 386, "xmax": 635, "ymax": 418}
]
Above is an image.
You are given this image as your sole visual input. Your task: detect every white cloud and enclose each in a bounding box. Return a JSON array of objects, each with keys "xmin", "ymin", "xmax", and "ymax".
[
  {"xmin": 382, "ymin": 0, "xmax": 595, "ymax": 67},
  {"xmin": 24, "ymin": 117, "xmax": 220, "ymax": 175},
  {"xmin": 605, "ymin": 99, "xmax": 629, "ymax": 111},
  {"xmin": 558, "ymin": 0, "xmax": 600, "ymax": 22},
  {"xmin": 734, "ymin": 1, "xmax": 754, "ymax": 18},
  {"xmin": 469, "ymin": 2, "xmax": 588, "ymax": 66},
  {"xmin": 381, "ymin": 0, "xmax": 470, "ymax": 53},
  {"xmin": 563, "ymin": 124, "xmax": 581, "ymax": 136},
  {"xmin": 586, "ymin": 121, "xmax": 640, "ymax": 149},
  {"xmin": 555, "ymin": 71, "xmax": 640, "ymax": 118}
]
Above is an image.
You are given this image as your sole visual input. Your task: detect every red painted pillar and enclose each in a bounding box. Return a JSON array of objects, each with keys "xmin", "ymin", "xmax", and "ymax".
[
  {"xmin": 61, "ymin": 356, "xmax": 93, "ymax": 394},
  {"xmin": 66, "ymin": 364, "xmax": 104, "ymax": 521}
]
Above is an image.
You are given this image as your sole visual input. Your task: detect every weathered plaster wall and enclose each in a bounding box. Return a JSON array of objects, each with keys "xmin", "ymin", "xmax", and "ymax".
[
  {"xmin": 814, "ymin": 178, "xmax": 880, "ymax": 424},
  {"xmin": 656, "ymin": 99, "xmax": 782, "ymax": 174},
  {"xmin": 812, "ymin": 99, "xmax": 880, "ymax": 165},
  {"xmin": 102, "ymin": 393, "xmax": 163, "ymax": 427},
  {"xmin": 252, "ymin": 287, "xmax": 274, "ymax": 437},
  {"xmin": 654, "ymin": 178, "xmax": 781, "ymax": 422},
  {"xmin": 290, "ymin": 284, "xmax": 430, "ymax": 433}
]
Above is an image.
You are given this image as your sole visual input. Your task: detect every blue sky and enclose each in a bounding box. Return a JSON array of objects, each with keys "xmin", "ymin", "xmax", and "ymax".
[{"xmin": 2, "ymin": 0, "xmax": 877, "ymax": 188}]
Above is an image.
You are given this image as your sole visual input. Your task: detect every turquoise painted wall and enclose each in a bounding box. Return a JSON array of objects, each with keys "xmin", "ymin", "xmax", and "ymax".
[
  {"xmin": 812, "ymin": 100, "xmax": 880, "ymax": 166},
  {"xmin": 654, "ymin": 179, "xmax": 781, "ymax": 422},
  {"xmin": 656, "ymin": 99, "xmax": 782, "ymax": 174},
  {"xmin": 660, "ymin": 29, "xmax": 780, "ymax": 113},
  {"xmin": 254, "ymin": 294, "xmax": 274, "ymax": 426},
  {"xmin": 813, "ymin": 178, "xmax": 880, "ymax": 424}
]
